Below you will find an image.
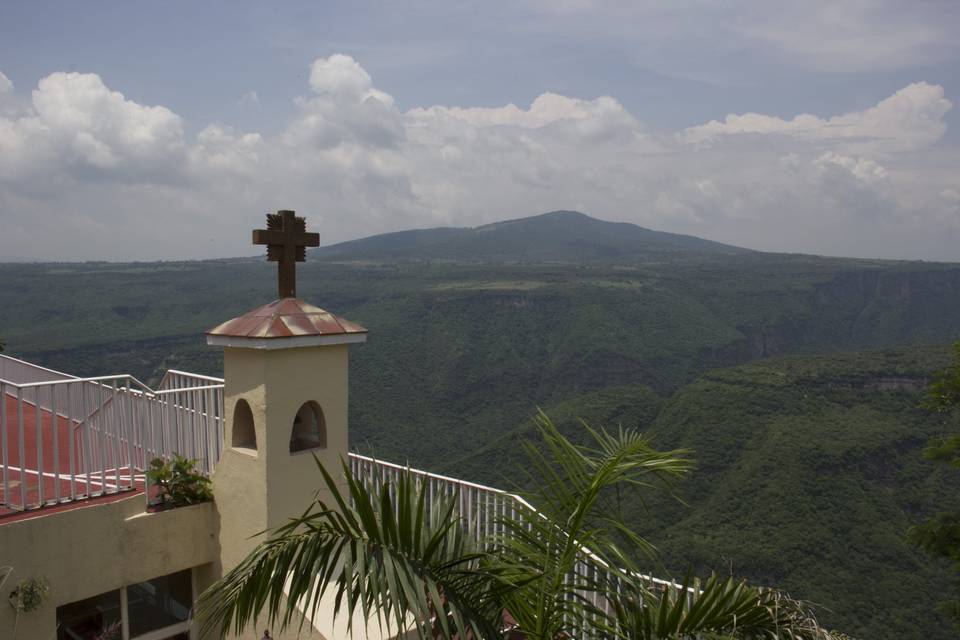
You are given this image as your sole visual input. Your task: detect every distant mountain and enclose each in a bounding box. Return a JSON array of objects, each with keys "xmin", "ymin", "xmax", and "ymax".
[{"xmin": 314, "ymin": 211, "xmax": 751, "ymax": 263}]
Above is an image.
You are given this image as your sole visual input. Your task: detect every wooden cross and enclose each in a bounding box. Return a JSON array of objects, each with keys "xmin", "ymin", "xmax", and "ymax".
[{"xmin": 252, "ymin": 210, "xmax": 320, "ymax": 299}]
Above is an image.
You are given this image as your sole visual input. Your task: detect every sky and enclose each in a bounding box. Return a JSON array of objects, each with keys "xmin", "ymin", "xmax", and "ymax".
[{"xmin": 1, "ymin": 0, "xmax": 959, "ymax": 262}]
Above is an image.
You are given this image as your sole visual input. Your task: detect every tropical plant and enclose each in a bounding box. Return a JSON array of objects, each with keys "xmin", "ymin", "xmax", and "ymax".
[
  {"xmin": 146, "ymin": 453, "xmax": 213, "ymax": 508},
  {"xmin": 198, "ymin": 457, "xmax": 502, "ymax": 639},
  {"xmin": 197, "ymin": 412, "xmax": 833, "ymax": 639},
  {"xmin": 612, "ymin": 573, "xmax": 828, "ymax": 640},
  {"xmin": 490, "ymin": 412, "xmax": 693, "ymax": 640},
  {"xmin": 8, "ymin": 576, "xmax": 49, "ymax": 614},
  {"xmin": 4, "ymin": 572, "xmax": 50, "ymax": 640}
]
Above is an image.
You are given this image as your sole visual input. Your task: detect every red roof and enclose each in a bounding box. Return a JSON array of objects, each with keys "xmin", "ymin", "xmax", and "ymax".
[{"xmin": 206, "ymin": 298, "xmax": 367, "ymax": 339}]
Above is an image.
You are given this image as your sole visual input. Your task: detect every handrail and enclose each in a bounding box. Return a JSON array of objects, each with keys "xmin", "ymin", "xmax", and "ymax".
[
  {"xmin": 347, "ymin": 452, "xmax": 515, "ymax": 495},
  {"xmin": 157, "ymin": 369, "xmax": 224, "ymax": 391},
  {"xmin": 0, "ymin": 354, "xmax": 77, "ymax": 383},
  {"xmin": 155, "ymin": 384, "xmax": 226, "ymax": 395},
  {"xmin": 0, "ymin": 354, "xmax": 218, "ymax": 399},
  {"xmin": 162, "ymin": 369, "xmax": 224, "ymax": 383},
  {"xmin": 1, "ymin": 356, "xmax": 225, "ymax": 513},
  {"xmin": 0, "ymin": 374, "xmax": 155, "ymax": 393},
  {"xmin": 347, "ymin": 453, "xmax": 690, "ymax": 601}
]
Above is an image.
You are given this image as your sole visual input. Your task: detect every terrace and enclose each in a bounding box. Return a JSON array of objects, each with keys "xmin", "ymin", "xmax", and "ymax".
[
  {"xmin": 0, "ymin": 352, "xmax": 682, "ymax": 635},
  {"xmin": 0, "ymin": 354, "xmax": 222, "ymax": 519}
]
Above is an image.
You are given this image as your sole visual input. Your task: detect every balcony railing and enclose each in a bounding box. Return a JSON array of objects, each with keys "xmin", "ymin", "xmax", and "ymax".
[
  {"xmin": 1, "ymin": 354, "xmax": 683, "ymax": 613},
  {"xmin": 0, "ymin": 355, "xmax": 223, "ymax": 512},
  {"xmin": 348, "ymin": 452, "xmax": 687, "ymax": 619}
]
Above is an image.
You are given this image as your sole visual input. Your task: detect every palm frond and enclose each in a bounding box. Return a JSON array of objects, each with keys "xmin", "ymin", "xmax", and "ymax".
[
  {"xmin": 613, "ymin": 573, "xmax": 834, "ymax": 640},
  {"xmin": 196, "ymin": 457, "xmax": 503, "ymax": 640},
  {"xmin": 488, "ymin": 411, "xmax": 693, "ymax": 639}
]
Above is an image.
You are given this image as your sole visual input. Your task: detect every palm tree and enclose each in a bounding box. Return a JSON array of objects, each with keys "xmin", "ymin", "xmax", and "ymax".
[
  {"xmin": 197, "ymin": 412, "xmax": 833, "ymax": 639},
  {"xmin": 612, "ymin": 574, "xmax": 829, "ymax": 640}
]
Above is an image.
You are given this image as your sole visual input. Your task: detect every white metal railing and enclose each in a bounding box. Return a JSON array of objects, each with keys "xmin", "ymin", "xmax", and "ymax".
[
  {"xmin": 0, "ymin": 355, "xmax": 224, "ymax": 512},
  {"xmin": 0, "ymin": 353, "xmax": 77, "ymax": 386},
  {"xmin": 0, "ymin": 354, "xmax": 683, "ymax": 625},
  {"xmin": 347, "ymin": 453, "xmax": 687, "ymax": 623}
]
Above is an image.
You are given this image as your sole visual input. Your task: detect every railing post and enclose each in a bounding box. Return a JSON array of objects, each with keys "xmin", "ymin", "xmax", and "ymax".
[
  {"xmin": 35, "ymin": 385, "xmax": 44, "ymax": 506},
  {"xmin": 174, "ymin": 388, "xmax": 182, "ymax": 460},
  {"xmin": 1, "ymin": 381, "xmax": 8, "ymax": 507},
  {"xmin": 204, "ymin": 387, "xmax": 213, "ymax": 474},
  {"xmin": 216, "ymin": 386, "xmax": 224, "ymax": 463},
  {"xmin": 101, "ymin": 380, "xmax": 115, "ymax": 495},
  {"xmin": 124, "ymin": 380, "xmax": 135, "ymax": 489},
  {"xmin": 67, "ymin": 382, "xmax": 76, "ymax": 501},
  {"xmin": 17, "ymin": 387, "xmax": 26, "ymax": 509},
  {"xmin": 52, "ymin": 385, "xmax": 60, "ymax": 503},
  {"xmin": 80, "ymin": 380, "xmax": 90, "ymax": 497}
]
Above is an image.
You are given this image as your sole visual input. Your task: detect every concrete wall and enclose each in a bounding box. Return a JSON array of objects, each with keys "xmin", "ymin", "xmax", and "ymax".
[{"xmin": 0, "ymin": 494, "xmax": 217, "ymax": 639}]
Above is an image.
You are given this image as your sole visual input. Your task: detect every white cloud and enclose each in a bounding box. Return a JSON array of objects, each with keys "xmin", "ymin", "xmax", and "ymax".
[
  {"xmin": 31, "ymin": 73, "xmax": 183, "ymax": 158},
  {"xmin": 0, "ymin": 71, "xmax": 24, "ymax": 119},
  {"xmin": 0, "ymin": 72, "xmax": 184, "ymax": 186},
  {"xmin": 283, "ymin": 56, "xmax": 403, "ymax": 152},
  {"xmin": 814, "ymin": 153, "xmax": 888, "ymax": 184},
  {"xmin": 310, "ymin": 55, "xmax": 377, "ymax": 99},
  {"xmin": 0, "ymin": 56, "xmax": 958, "ymax": 262},
  {"xmin": 407, "ymin": 93, "xmax": 627, "ymax": 130},
  {"xmin": 681, "ymin": 83, "xmax": 952, "ymax": 153},
  {"xmin": 189, "ymin": 125, "xmax": 262, "ymax": 174}
]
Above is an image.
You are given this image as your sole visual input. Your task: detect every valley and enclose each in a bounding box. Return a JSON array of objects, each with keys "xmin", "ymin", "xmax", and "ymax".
[{"xmin": 2, "ymin": 212, "xmax": 960, "ymax": 638}]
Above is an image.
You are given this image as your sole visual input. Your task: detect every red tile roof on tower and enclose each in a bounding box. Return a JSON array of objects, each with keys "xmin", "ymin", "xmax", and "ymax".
[{"xmin": 206, "ymin": 298, "xmax": 367, "ymax": 339}]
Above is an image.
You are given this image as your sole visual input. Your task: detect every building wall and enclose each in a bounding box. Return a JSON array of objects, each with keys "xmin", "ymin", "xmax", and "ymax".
[
  {"xmin": 2, "ymin": 340, "xmax": 359, "ymax": 639},
  {"xmin": 209, "ymin": 343, "xmax": 358, "ymax": 640},
  {"xmin": 214, "ymin": 345, "xmax": 351, "ymax": 574},
  {"xmin": 0, "ymin": 494, "xmax": 217, "ymax": 639}
]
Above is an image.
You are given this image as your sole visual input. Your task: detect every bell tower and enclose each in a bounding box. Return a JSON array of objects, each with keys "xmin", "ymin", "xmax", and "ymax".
[{"xmin": 206, "ymin": 211, "xmax": 367, "ymax": 572}]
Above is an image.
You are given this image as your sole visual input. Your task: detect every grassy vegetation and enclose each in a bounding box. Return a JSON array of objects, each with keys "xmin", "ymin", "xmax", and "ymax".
[{"xmin": 3, "ymin": 228, "xmax": 960, "ymax": 638}]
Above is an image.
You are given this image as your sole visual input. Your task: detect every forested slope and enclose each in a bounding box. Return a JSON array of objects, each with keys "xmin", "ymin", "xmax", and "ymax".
[{"xmin": 450, "ymin": 347, "xmax": 960, "ymax": 639}]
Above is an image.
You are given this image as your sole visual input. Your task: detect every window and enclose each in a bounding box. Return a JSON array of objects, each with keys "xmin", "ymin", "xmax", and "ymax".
[
  {"xmin": 56, "ymin": 569, "xmax": 193, "ymax": 640},
  {"xmin": 289, "ymin": 401, "xmax": 326, "ymax": 453},
  {"xmin": 127, "ymin": 569, "xmax": 192, "ymax": 638},
  {"xmin": 231, "ymin": 398, "xmax": 257, "ymax": 450},
  {"xmin": 57, "ymin": 589, "xmax": 121, "ymax": 640}
]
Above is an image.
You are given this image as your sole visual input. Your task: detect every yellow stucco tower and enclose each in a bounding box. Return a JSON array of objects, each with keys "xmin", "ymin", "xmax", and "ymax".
[
  {"xmin": 205, "ymin": 211, "xmax": 368, "ymax": 573},
  {"xmin": 206, "ymin": 299, "xmax": 367, "ymax": 571}
]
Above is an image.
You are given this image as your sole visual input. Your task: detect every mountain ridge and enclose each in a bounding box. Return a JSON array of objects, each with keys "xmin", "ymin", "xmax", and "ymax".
[{"xmin": 314, "ymin": 210, "xmax": 752, "ymax": 263}]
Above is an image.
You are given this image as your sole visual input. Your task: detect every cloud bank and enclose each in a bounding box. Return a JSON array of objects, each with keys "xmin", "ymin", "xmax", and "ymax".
[{"xmin": 0, "ymin": 55, "xmax": 957, "ymax": 261}]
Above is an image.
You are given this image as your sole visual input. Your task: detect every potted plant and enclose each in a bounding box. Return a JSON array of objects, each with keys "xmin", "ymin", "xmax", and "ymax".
[
  {"xmin": 146, "ymin": 453, "xmax": 213, "ymax": 510},
  {"xmin": 6, "ymin": 574, "xmax": 50, "ymax": 639}
]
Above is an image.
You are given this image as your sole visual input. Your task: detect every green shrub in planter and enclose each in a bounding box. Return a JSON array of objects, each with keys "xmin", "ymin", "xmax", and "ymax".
[
  {"xmin": 146, "ymin": 453, "xmax": 213, "ymax": 508},
  {"xmin": 8, "ymin": 576, "xmax": 49, "ymax": 613}
]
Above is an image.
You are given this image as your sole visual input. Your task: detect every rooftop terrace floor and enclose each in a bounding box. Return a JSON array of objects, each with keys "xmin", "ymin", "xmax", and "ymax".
[{"xmin": 1, "ymin": 395, "xmax": 144, "ymax": 521}]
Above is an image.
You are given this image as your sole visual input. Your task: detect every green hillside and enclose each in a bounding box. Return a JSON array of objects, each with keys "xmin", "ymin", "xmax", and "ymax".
[
  {"xmin": 2, "ymin": 212, "xmax": 960, "ymax": 637},
  {"xmin": 644, "ymin": 351, "xmax": 959, "ymax": 640},
  {"xmin": 450, "ymin": 347, "xmax": 960, "ymax": 639}
]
